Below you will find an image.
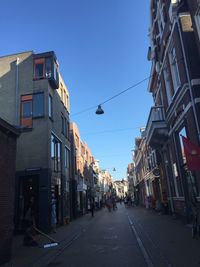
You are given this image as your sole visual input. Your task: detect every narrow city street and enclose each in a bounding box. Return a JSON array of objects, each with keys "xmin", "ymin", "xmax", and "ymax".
[{"xmin": 13, "ymin": 203, "xmax": 199, "ymax": 267}]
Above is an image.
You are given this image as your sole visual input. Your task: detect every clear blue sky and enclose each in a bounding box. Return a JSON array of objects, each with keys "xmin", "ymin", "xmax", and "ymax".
[{"xmin": 1, "ymin": 0, "xmax": 153, "ymax": 180}]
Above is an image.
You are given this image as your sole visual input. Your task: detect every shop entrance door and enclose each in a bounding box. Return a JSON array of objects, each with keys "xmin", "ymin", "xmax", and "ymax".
[{"xmin": 18, "ymin": 175, "xmax": 39, "ymax": 230}]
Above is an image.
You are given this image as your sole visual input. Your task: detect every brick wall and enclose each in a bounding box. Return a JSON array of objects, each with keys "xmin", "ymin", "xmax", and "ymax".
[{"xmin": 0, "ymin": 121, "xmax": 18, "ymax": 265}]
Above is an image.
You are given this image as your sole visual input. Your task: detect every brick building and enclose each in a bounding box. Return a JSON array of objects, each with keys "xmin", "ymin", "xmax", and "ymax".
[
  {"xmin": 70, "ymin": 122, "xmax": 96, "ymax": 217},
  {"xmin": 144, "ymin": 0, "xmax": 200, "ymax": 219},
  {"xmin": 133, "ymin": 0, "xmax": 200, "ymax": 219},
  {"xmin": 0, "ymin": 118, "xmax": 19, "ymax": 265}
]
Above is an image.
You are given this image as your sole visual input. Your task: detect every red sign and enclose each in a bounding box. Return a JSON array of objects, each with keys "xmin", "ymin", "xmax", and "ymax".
[{"xmin": 182, "ymin": 136, "xmax": 200, "ymax": 171}]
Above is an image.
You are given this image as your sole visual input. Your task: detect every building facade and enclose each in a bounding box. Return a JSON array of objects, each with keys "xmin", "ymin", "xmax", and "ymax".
[
  {"xmin": 70, "ymin": 122, "xmax": 97, "ymax": 216},
  {"xmin": 144, "ymin": 0, "xmax": 200, "ymax": 219},
  {"xmin": 0, "ymin": 118, "xmax": 19, "ymax": 265},
  {"xmin": 0, "ymin": 51, "xmax": 71, "ymax": 232}
]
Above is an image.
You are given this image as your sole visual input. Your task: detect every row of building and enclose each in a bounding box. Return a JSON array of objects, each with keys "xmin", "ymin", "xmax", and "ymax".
[
  {"xmin": 0, "ymin": 50, "xmax": 128, "ymax": 265},
  {"xmin": 127, "ymin": 0, "xmax": 200, "ymax": 221}
]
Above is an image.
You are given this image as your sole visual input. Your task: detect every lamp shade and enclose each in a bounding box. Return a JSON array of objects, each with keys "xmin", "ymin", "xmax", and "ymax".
[{"xmin": 95, "ymin": 105, "xmax": 104, "ymax": 115}]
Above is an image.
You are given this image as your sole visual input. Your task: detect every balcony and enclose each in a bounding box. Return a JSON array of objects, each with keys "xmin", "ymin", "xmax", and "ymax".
[{"xmin": 146, "ymin": 106, "xmax": 168, "ymax": 148}]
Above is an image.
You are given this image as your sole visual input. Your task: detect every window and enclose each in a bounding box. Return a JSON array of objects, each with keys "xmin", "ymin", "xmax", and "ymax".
[
  {"xmin": 53, "ymin": 61, "xmax": 58, "ymax": 81},
  {"xmin": 169, "ymin": 46, "xmax": 181, "ymax": 92},
  {"xmin": 33, "ymin": 56, "xmax": 59, "ymax": 89},
  {"xmin": 61, "ymin": 114, "xmax": 65, "ymax": 136},
  {"xmin": 51, "ymin": 134, "xmax": 61, "ymax": 172},
  {"xmin": 45, "ymin": 58, "xmax": 52, "ymax": 78},
  {"xmin": 61, "ymin": 114, "xmax": 69, "ymax": 138},
  {"xmin": 156, "ymin": 2, "xmax": 167, "ymax": 36},
  {"xmin": 23, "ymin": 101, "xmax": 32, "ymax": 118},
  {"xmin": 33, "ymin": 93, "xmax": 44, "ymax": 117},
  {"xmin": 20, "ymin": 92, "xmax": 44, "ymax": 127},
  {"xmin": 64, "ymin": 91, "xmax": 67, "ymax": 107},
  {"xmin": 163, "ymin": 61, "xmax": 174, "ymax": 105},
  {"xmin": 66, "ymin": 94, "xmax": 69, "ymax": 110},
  {"xmin": 49, "ymin": 95, "xmax": 53, "ymax": 118},
  {"xmin": 21, "ymin": 95, "xmax": 33, "ymax": 127},
  {"xmin": 34, "ymin": 58, "xmax": 45, "ymax": 78},
  {"xmin": 195, "ymin": 8, "xmax": 200, "ymax": 41},
  {"xmin": 60, "ymin": 87, "xmax": 63, "ymax": 103},
  {"xmin": 66, "ymin": 121, "xmax": 69, "ymax": 139},
  {"xmin": 65, "ymin": 147, "xmax": 70, "ymax": 168}
]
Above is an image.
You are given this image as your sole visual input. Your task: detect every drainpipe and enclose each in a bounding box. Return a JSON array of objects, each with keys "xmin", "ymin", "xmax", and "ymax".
[
  {"xmin": 15, "ymin": 57, "xmax": 20, "ymax": 125},
  {"xmin": 176, "ymin": 16, "xmax": 200, "ymax": 142}
]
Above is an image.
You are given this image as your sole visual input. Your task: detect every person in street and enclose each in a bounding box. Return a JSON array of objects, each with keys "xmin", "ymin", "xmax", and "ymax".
[
  {"xmin": 111, "ymin": 195, "xmax": 117, "ymax": 210},
  {"xmin": 90, "ymin": 198, "xmax": 95, "ymax": 217},
  {"xmin": 23, "ymin": 196, "xmax": 38, "ymax": 246},
  {"xmin": 106, "ymin": 197, "xmax": 112, "ymax": 212},
  {"xmin": 51, "ymin": 194, "xmax": 57, "ymax": 233}
]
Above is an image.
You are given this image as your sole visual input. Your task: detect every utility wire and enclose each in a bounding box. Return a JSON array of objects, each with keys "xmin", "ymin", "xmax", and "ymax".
[
  {"xmin": 71, "ymin": 56, "xmax": 185, "ymax": 117},
  {"xmin": 71, "ymin": 76, "xmax": 151, "ymax": 117},
  {"xmin": 81, "ymin": 126, "xmax": 142, "ymax": 136},
  {"xmin": 99, "ymin": 76, "xmax": 150, "ymax": 106}
]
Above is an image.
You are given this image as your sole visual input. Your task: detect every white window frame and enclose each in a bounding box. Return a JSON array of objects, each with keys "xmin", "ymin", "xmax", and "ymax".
[
  {"xmin": 163, "ymin": 62, "xmax": 173, "ymax": 105},
  {"xmin": 168, "ymin": 45, "xmax": 181, "ymax": 92}
]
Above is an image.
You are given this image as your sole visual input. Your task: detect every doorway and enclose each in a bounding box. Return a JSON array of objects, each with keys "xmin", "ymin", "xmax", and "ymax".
[{"xmin": 18, "ymin": 175, "xmax": 39, "ymax": 230}]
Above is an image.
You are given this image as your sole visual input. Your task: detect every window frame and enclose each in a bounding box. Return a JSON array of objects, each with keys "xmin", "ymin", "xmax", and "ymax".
[
  {"xmin": 163, "ymin": 61, "xmax": 174, "ymax": 106},
  {"xmin": 168, "ymin": 45, "xmax": 181, "ymax": 92},
  {"xmin": 194, "ymin": 7, "xmax": 200, "ymax": 41},
  {"xmin": 51, "ymin": 134, "xmax": 61, "ymax": 172},
  {"xmin": 20, "ymin": 92, "xmax": 44, "ymax": 127},
  {"xmin": 48, "ymin": 94, "xmax": 53, "ymax": 119},
  {"xmin": 20, "ymin": 94, "xmax": 33, "ymax": 128},
  {"xmin": 32, "ymin": 92, "xmax": 44, "ymax": 118},
  {"xmin": 34, "ymin": 58, "xmax": 45, "ymax": 79}
]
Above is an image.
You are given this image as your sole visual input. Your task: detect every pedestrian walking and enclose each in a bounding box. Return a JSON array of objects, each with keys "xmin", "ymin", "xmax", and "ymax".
[
  {"xmin": 106, "ymin": 198, "xmax": 112, "ymax": 212},
  {"xmin": 23, "ymin": 196, "xmax": 38, "ymax": 246},
  {"xmin": 90, "ymin": 198, "xmax": 95, "ymax": 217}
]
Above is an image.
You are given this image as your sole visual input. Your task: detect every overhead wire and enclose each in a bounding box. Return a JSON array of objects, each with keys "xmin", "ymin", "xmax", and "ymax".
[
  {"xmin": 70, "ymin": 76, "xmax": 151, "ymax": 117},
  {"xmin": 81, "ymin": 126, "xmax": 142, "ymax": 136},
  {"xmin": 70, "ymin": 56, "xmax": 185, "ymax": 117}
]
